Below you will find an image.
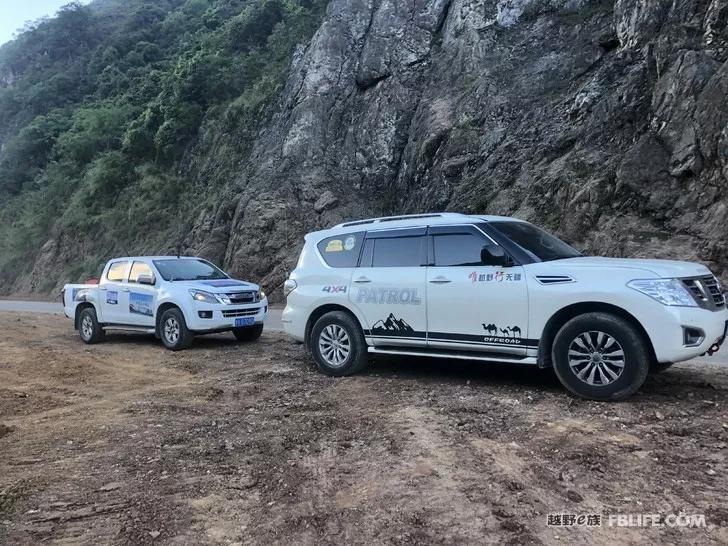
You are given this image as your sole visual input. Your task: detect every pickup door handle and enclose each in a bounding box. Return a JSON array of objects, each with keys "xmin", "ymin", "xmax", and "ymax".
[
  {"xmin": 429, "ymin": 276, "xmax": 452, "ymax": 284},
  {"xmin": 121, "ymin": 288, "xmax": 131, "ymax": 293},
  {"xmin": 354, "ymin": 277, "xmax": 372, "ymax": 284}
]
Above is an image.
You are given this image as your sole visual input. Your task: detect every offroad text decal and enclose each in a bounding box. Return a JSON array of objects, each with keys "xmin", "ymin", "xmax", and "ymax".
[
  {"xmin": 322, "ymin": 285, "xmax": 347, "ymax": 294},
  {"xmin": 129, "ymin": 293, "xmax": 153, "ymax": 317},
  {"xmin": 482, "ymin": 323, "xmax": 524, "ymax": 345},
  {"xmin": 469, "ymin": 271, "xmax": 522, "ymax": 283},
  {"xmin": 355, "ymin": 287, "xmax": 423, "ymax": 305}
]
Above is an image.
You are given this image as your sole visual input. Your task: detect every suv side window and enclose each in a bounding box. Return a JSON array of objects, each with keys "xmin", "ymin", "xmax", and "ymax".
[
  {"xmin": 362, "ymin": 234, "xmax": 425, "ymax": 267},
  {"xmin": 317, "ymin": 232, "xmax": 364, "ymax": 268},
  {"xmin": 129, "ymin": 261, "xmax": 155, "ymax": 284},
  {"xmin": 106, "ymin": 261, "xmax": 128, "ymax": 282},
  {"xmin": 433, "ymin": 233, "xmax": 486, "ymax": 267}
]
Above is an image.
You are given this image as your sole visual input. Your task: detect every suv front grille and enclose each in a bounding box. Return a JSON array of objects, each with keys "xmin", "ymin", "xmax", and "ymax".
[
  {"xmin": 222, "ymin": 308, "xmax": 260, "ymax": 318},
  {"xmin": 225, "ymin": 291, "xmax": 257, "ymax": 304},
  {"xmin": 682, "ymin": 275, "xmax": 725, "ymax": 310}
]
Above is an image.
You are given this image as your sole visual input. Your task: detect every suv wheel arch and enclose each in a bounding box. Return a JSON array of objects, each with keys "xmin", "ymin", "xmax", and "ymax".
[
  {"xmin": 305, "ymin": 304, "xmax": 366, "ymax": 350},
  {"xmin": 538, "ymin": 302, "xmax": 657, "ymax": 369}
]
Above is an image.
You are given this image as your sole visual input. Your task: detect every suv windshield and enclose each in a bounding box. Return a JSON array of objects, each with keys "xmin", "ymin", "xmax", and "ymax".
[
  {"xmin": 489, "ymin": 221, "xmax": 581, "ymax": 262},
  {"xmin": 153, "ymin": 259, "xmax": 228, "ymax": 281}
]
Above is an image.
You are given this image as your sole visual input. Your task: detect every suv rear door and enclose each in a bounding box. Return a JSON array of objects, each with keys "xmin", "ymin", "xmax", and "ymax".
[
  {"xmin": 349, "ymin": 227, "xmax": 428, "ymax": 347},
  {"xmin": 426, "ymin": 225, "xmax": 531, "ymax": 356}
]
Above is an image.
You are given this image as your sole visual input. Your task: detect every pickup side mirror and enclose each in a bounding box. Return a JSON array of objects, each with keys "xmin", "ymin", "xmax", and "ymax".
[
  {"xmin": 137, "ymin": 274, "xmax": 155, "ymax": 286},
  {"xmin": 481, "ymin": 244, "xmax": 514, "ymax": 267}
]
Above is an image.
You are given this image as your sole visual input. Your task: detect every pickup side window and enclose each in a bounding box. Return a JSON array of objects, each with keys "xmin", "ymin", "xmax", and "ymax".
[
  {"xmin": 129, "ymin": 261, "xmax": 155, "ymax": 284},
  {"xmin": 106, "ymin": 261, "xmax": 129, "ymax": 282},
  {"xmin": 317, "ymin": 232, "xmax": 364, "ymax": 268}
]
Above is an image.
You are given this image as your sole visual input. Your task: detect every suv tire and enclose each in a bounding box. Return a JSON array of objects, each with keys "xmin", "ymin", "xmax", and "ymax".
[
  {"xmin": 160, "ymin": 308, "xmax": 194, "ymax": 351},
  {"xmin": 78, "ymin": 307, "xmax": 105, "ymax": 344},
  {"xmin": 650, "ymin": 361, "xmax": 675, "ymax": 374},
  {"xmin": 310, "ymin": 311, "xmax": 368, "ymax": 377},
  {"xmin": 552, "ymin": 312, "xmax": 649, "ymax": 401},
  {"xmin": 233, "ymin": 324, "xmax": 264, "ymax": 342}
]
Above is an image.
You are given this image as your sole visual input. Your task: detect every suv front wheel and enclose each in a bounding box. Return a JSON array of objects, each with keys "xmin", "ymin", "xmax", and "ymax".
[
  {"xmin": 552, "ymin": 312, "xmax": 650, "ymax": 401},
  {"xmin": 310, "ymin": 311, "xmax": 369, "ymax": 376}
]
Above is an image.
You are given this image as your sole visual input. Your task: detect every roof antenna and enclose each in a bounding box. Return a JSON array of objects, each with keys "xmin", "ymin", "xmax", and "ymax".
[{"xmin": 175, "ymin": 242, "xmax": 183, "ymax": 259}]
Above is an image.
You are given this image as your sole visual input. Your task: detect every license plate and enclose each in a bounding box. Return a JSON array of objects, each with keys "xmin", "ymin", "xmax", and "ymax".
[{"xmin": 235, "ymin": 317, "xmax": 255, "ymax": 328}]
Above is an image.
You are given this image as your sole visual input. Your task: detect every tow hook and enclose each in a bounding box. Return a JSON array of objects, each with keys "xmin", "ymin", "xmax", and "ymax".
[{"xmin": 707, "ymin": 343, "xmax": 721, "ymax": 356}]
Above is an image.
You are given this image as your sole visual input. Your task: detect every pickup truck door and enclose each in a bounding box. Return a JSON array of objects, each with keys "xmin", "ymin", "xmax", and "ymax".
[
  {"xmin": 349, "ymin": 228, "xmax": 428, "ymax": 347},
  {"xmin": 98, "ymin": 260, "xmax": 131, "ymax": 324},
  {"xmin": 122, "ymin": 261, "xmax": 157, "ymax": 327},
  {"xmin": 425, "ymin": 225, "xmax": 531, "ymax": 356}
]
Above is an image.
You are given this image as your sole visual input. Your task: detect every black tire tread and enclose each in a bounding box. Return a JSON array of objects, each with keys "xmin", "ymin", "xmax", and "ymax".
[{"xmin": 310, "ymin": 311, "xmax": 368, "ymax": 377}]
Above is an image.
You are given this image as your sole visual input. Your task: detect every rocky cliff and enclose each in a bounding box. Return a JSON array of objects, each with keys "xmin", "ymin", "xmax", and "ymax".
[{"xmin": 10, "ymin": 0, "xmax": 728, "ymax": 296}]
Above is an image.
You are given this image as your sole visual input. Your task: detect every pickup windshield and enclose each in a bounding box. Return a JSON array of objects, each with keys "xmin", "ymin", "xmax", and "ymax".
[
  {"xmin": 489, "ymin": 221, "xmax": 582, "ymax": 262},
  {"xmin": 153, "ymin": 259, "xmax": 228, "ymax": 281}
]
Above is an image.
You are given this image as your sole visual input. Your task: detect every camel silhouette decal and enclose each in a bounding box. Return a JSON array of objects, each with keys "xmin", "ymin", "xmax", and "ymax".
[{"xmin": 482, "ymin": 324, "xmax": 523, "ymax": 338}]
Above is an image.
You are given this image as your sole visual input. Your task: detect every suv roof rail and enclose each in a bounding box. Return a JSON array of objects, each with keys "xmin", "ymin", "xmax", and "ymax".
[{"xmin": 335, "ymin": 212, "xmax": 464, "ymax": 229}]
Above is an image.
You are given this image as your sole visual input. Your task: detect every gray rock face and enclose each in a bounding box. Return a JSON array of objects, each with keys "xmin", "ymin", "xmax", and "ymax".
[{"xmin": 17, "ymin": 0, "xmax": 728, "ymax": 298}]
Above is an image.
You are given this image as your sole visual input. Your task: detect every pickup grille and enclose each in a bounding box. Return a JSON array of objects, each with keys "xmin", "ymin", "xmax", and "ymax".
[
  {"xmin": 222, "ymin": 308, "xmax": 261, "ymax": 318},
  {"xmin": 225, "ymin": 291, "xmax": 257, "ymax": 304},
  {"xmin": 682, "ymin": 275, "xmax": 725, "ymax": 310}
]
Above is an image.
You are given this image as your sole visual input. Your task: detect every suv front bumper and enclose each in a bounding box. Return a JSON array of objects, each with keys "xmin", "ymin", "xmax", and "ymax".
[{"xmin": 647, "ymin": 306, "xmax": 728, "ymax": 363}]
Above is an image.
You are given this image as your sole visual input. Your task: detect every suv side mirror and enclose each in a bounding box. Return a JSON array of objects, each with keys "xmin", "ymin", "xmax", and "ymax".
[
  {"xmin": 137, "ymin": 274, "xmax": 155, "ymax": 286},
  {"xmin": 481, "ymin": 244, "xmax": 514, "ymax": 267}
]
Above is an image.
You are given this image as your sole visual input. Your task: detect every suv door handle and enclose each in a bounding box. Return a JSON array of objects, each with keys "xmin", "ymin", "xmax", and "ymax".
[
  {"xmin": 354, "ymin": 277, "xmax": 372, "ymax": 284},
  {"xmin": 429, "ymin": 276, "xmax": 452, "ymax": 284}
]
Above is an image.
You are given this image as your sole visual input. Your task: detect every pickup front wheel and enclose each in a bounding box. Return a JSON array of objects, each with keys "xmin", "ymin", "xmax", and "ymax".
[
  {"xmin": 79, "ymin": 307, "xmax": 105, "ymax": 345},
  {"xmin": 552, "ymin": 312, "xmax": 649, "ymax": 401},
  {"xmin": 160, "ymin": 308, "xmax": 194, "ymax": 351}
]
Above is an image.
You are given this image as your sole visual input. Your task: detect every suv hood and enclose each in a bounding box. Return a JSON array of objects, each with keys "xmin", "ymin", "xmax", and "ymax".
[
  {"xmin": 176, "ymin": 279, "xmax": 259, "ymax": 293},
  {"xmin": 557, "ymin": 257, "xmax": 712, "ymax": 278}
]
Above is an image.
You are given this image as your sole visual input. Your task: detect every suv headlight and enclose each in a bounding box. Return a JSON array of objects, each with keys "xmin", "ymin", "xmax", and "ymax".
[
  {"xmin": 627, "ymin": 279, "xmax": 697, "ymax": 307},
  {"xmin": 189, "ymin": 289, "xmax": 220, "ymax": 304},
  {"xmin": 283, "ymin": 279, "xmax": 297, "ymax": 298}
]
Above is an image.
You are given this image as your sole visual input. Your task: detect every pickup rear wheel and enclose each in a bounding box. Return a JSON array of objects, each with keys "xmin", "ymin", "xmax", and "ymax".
[
  {"xmin": 160, "ymin": 308, "xmax": 193, "ymax": 351},
  {"xmin": 310, "ymin": 311, "xmax": 368, "ymax": 377},
  {"xmin": 552, "ymin": 312, "xmax": 649, "ymax": 401},
  {"xmin": 78, "ymin": 307, "xmax": 105, "ymax": 344}
]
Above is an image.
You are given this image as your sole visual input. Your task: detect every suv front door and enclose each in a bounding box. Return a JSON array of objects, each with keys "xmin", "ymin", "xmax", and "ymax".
[
  {"xmin": 349, "ymin": 228, "xmax": 428, "ymax": 347},
  {"xmin": 426, "ymin": 225, "xmax": 531, "ymax": 356}
]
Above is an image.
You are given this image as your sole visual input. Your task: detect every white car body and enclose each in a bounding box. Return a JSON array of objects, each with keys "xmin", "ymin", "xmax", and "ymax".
[
  {"xmin": 283, "ymin": 213, "xmax": 728, "ymax": 367},
  {"xmin": 63, "ymin": 256, "xmax": 268, "ymax": 338}
]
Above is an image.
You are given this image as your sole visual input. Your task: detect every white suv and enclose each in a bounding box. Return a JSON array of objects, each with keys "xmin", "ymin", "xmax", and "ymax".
[{"xmin": 283, "ymin": 213, "xmax": 727, "ymax": 400}]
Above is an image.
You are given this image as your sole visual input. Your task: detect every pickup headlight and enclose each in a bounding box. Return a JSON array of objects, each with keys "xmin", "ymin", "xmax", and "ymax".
[
  {"xmin": 627, "ymin": 279, "xmax": 697, "ymax": 307},
  {"xmin": 257, "ymin": 289, "xmax": 266, "ymax": 301},
  {"xmin": 189, "ymin": 289, "xmax": 220, "ymax": 304}
]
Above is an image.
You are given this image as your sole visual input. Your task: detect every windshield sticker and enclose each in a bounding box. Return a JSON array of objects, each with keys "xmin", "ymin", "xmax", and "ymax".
[
  {"xmin": 322, "ymin": 285, "xmax": 347, "ymax": 294},
  {"xmin": 106, "ymin": 291, "xmax": 118, "ymax": 305},
  {"xmin": 325, "ymin": 239, "xmax": 344, "ymax": 252},
  {"xmin": 355, "ymin": 287, "xmax": 422, "ymax": 305},
  {"xmin": 344, "ymin": 236, "xmax": 356, "ymax": 251},
  {"xmin": 469, "ymin": 271, "xmax": 522, "ymax": 283},
  {"xmin": 129, "ymin": 292, "xmax": 153, "ymax": 317}
]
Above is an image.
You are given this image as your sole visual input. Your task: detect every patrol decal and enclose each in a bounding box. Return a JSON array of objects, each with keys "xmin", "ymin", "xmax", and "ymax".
[
  {"xmin": 129, "ymin": 292, "xmax": 153, "ymax": 317},
  {"xmin": 469, "ymin": 271, "xmax": 522, "ymax": 283},
  {"xmin": 344, "ymin": 236, "xmax": 356, "ymax": 251},
  {"xmin": 325, "ymin": 239, "xmax": 344, "ymax": 252},
  {"xmin": 365, "ymin": 313, "xmax": 426, "ymax": 339},
  {"xmin": 106, "ymin": 291, "xmax": 118, "ymax": 305},
  {"xmin": 322, "ymin": 285, "xmax": 347, "ymax": 294},
  {"xmin": 355, "ymin": 287, "xmax": 422, "ymax": 305}
]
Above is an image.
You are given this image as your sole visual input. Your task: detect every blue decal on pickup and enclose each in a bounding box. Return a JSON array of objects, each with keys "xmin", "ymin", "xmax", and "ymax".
[
  {"xmin": 107, "ymin": 291, "xmax": 118, "ymax": 305},
  {"xmin": 129, "ymin": 292, "xmax": 153, "ymax": 317},
  {"xmin": 73, "ymin": 288, "xmax": 90, "ymax": 302},
  {"xmin": 199, "ymin": 280, "xmax": 248, "ymax": 288}
]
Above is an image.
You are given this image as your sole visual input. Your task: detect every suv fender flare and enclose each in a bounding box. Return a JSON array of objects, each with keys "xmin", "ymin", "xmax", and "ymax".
[
  {"xmin": 304, "ymin": 302, "xmax": 369, "ymax": 349},
  {"xmin": 537, "ymin": 301, "xmax": 657, "ymax": 369}
]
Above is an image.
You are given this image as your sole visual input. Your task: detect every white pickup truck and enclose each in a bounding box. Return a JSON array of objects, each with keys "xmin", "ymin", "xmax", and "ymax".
[{"xmin": 62, "ymin": 256, "xmax": 268, "ymax": 350}]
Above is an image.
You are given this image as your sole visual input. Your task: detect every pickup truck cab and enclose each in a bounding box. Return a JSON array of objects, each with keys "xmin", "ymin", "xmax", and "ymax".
[
  {"xmin": 63, "ymin": 256, "xmax": 268, "ymax": 350},
  {"xmin": 283, "ymin": 213, "xmax": 728, "ymax": 400}
]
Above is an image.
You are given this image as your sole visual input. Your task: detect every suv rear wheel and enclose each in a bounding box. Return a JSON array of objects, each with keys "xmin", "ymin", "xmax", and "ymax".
[
  {"xmin": 552, "ymin": 312, "xmax": 649, "ymax": 401},
  {"xmin": 310, "ymin": 311, "xmax": 368, "ymax": 376}
]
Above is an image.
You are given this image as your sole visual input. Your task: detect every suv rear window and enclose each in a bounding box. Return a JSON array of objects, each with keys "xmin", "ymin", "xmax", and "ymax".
[
  {"xmin": 317, "ymin": 232, "xmax": 364, "ymax": 268},
  {"xmin": 362, "ymin": 236, "xmax": 425, "ymax": 267}
]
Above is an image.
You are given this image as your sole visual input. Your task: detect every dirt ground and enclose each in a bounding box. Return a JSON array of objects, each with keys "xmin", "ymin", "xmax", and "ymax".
[{"xmin": 1, "ymin": 312, "xmax": 727, "ymax": 545}]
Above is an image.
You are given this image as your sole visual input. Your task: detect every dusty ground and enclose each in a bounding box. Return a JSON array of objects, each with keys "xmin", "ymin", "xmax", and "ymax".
[{"xmin": 1, "ymin": 312, "xmax": 727, "ymax": 545}]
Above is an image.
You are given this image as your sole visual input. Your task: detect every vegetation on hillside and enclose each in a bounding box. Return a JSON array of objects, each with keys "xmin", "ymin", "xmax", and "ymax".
[{"xmin": 0, "ymin": 0, "xmax": 328, "ymax": 291}]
